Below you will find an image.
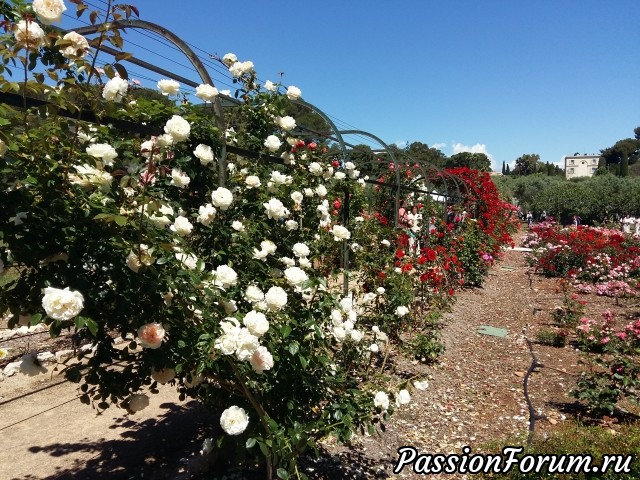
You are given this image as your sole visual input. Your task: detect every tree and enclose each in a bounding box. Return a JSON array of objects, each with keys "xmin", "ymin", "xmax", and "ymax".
[
  {"xmin": 405, "ymin": 141, "xmax": 447, "ymax": 168},
  {"xmin": 445, "ymin": 152, "xmax": 491, "ymax": 171},
  {"xmin": 505, "ymin": 164, "xmax": 511, "ymax": 175},
  {"xmin": 512, "ymin": 154, "xmax": 541, "ymax": 176},
  {"xmin": 501, "ymin": 161, "xmax": 506, "ymax": 175}
]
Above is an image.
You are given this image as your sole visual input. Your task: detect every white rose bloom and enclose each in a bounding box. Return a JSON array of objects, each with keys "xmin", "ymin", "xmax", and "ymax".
[
  {"xmin": 395, "ymin": 306, "xmax": 409, "ymax": 317},
  {"xmin": 331, "ymin": 225, "xmax": 351, "ymax": 241},
  {"xmin": 331, "ymin": 310, "xmax": 343, "ymax": 325},
  {"xmin": 315, "ymin": 185, "xmax": 328, "ymax": 197},
  {"xmin": 102, "ymin": 76, "xmax": 128, "ymax": 102},
  {"xmin": 42, "ymin": 287, "xmax": 84, "ymax": 321},
  {"xmin": 298, "ymin": 257, "xmax": 311, "ymax": 269},
  {"xmin": 381, "ymin": 239, "xmax": 391, "ymax": 247},
  {"xmin": 334, "ymin": 171, "xmax": 346, "ymax": 180},
  {"xmin": 344, "ymin": 161, "xmax": 355, "ymax": 170},
  {"xmin": 164, "ymin": 115, "xmax": 191, "ymax": 143},
  {"xmin": 245, "ymin": 285, "xmax": 265, "ymax": 303},
  {"xmin": 304, "ymin": 188, "xmax": 314, "ymax": 197},
  {"xmin": 264, "ymin": 286, "xmax": 287, "ymax": 311},
  {"xmin": 228, "ymin": 61, "xmax": 244, "ymax": 77},
  {"xmin": 245, "ymin": 175, "xmax": 261, "ymax": 189},
  {"xmin": 170, "ymin": 168, "xmax": 191, "ymax": 188},
  {"xmin": 414, "ymin": 380, "xmax": 429, "ymax": 390},
  {"xmin": 32, "ymin": 0, "xmax": 66, "ymax": 24},
  {"xmin": 61, "ymin": 31, "xmax": 89, "ymax": 59},
  {"xmin": 396, "ymin": 389, "xmax": 411, "ymax": 406},
  {"xmin": 243, "ymin": 310, "xmax": 269, "ymax": 337},
  {"xmin": 151, "ymin": 367, "xmax": 176, "ymax": 384},
  {"xmin": 211, "ymin": 187, "xmax": 234, "ymax": 210},
  {"xmin": 277, "ymin": 116, "xmax": 296, "ymax": 131},
  {"xmin": 14, "ymin": 20, "xmax": 45, "ymax": 49},
  {"xmin": 290, "ymin": 191, "xmax": 303, "ymax": 204},
  {"xmin": 394, "ymin": 267, "xmax": 402, "ymax": 274},
  {"xmin": 270, "ymin": 170, "xmax": 292, "ymax": 185},
  {"xmin": 170, "ymin": 216, "xmax": 193, "ymax": 236},
  {"xmin": 214, "ymin": 265, "xmax": 238, "ymax": 289},
  {"xmin": 285, "ymin": 220, "xmax": 298, "ymax": 231},
  {"xmin": 263, "ymin": 198, "xmax": 289, "ymax": 220},
  {"xmin": 197, "ymin": 203, "xmax": 217, "ymax": 226},
  {"xmin": 339, "ymin": 297, "xmax": 353, "ymax": 314},
  {"xmin": 157, "ymin": 133, "xmax": 174, "ymax": 147},
  {"xmin": 232, "ymin": 220, "xmax": 245, "ymax": 232},
  {"xmin": 220, "ymin": 406, "xmax": 249, "ymax": 435},
  {"xmin": 126, "ymin": 244, "xmax": 155, "ymax": 272},
  {"xmin": 286, "ymin": 85, "xmax": 302, "ymax": 100},
  {"xmin": 253, "ymin": 249, "xmax": 269, "ymax": 261},
  {"xmin": 332, "ymin": 326, "xmax": 346, "ymax": 342},
  {"xmin": 369, "ymin": 343, "xmax": 380, "ymax": 353},
  {"xmin": 374, "ymin": 391, "xmax": 390, "ymax": 411},
  {"xmin": 279, "ymin": 257, "xmax": 296, "ymax": 267},
  {"xmin": 264, "ymin": 135, "xmax": 282, "ymax": 152},
  {"xmin": 362, "ymin": 292, "xmax": 377, "ymax": 304},
  {"xmin": 292, "ymin": 243, "xmax": 310, "ymax": 258},
  {"xmin": 350, "ymin": 329, "xmax": 364, "ymax": 343},
  {"xmin": 221, "ymin": 300, "xmax": 238, "ymax": 315},
  {"xmin": 264, "ymin": 80, "xmax": 276, "ymax": 92},
  {"xmin": 355, "ymin": 216, "xmax": 364, "ymax": 223},
  {"xmin": 215, "ymin": 333, "xmax": 238, "ymax": 355},
  {"xmin": 222, "ymin": 53, "xmax": 238, "ymax": 66},
  {"xmin": 284, "ymin": 266, "xmax": 308, "ymax": 288},
  {"xmin": 260, "ymin": 240, "xmax": 277, "ymax": 254},
  {"xmin": 235, "ymin": 329, "xmax": 261, "ymax": 361},
  {"xmin": 128, "ymin": 393, "xmax": 150, "ymax": 413},
  {"xmin": 157, "ymin": 79, "xmax": 180, "ymax": 95},
  {"xmin": 195, "ymin": 83, "xmax": 219, "ymax": 101},
  {"xmin": 377, "ymin": 287, "xmax": 386, "ymax": 294},
  {"xmin": 70, "ymin": 164, "xmax": 113, "ymax": 192},
  {"xmin": 175, "ymin": 252, "xmax": 198, "ymax": 270},
  {"xmin": 308, "ymin": 162, "xmax": 323, "ymax": 175},
  {"xmin": 194, "ymin": 144, "xmax": 215, "ymax": 165},
  {"xmin": 351, "ymin": 243, "xmax": 361, "ymax": 252},
  {"xmin": 250, "ymin": 346, "xmax": 274, "ymax": 373},
  {"xmin": 86, "ymin": 143, "xmax": 118, "ymax": 166}
]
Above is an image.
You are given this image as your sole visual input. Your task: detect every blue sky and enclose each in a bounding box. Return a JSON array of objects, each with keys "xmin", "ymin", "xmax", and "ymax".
[{"xmin": 60, "ymin": 0, "xmax": 639, "ymax": 171}]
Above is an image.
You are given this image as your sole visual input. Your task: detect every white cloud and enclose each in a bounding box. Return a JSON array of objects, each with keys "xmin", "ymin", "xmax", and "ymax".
[
  {"xmin": 452, "ymin": 142, "xmax": 496, "ymax": 170},
  {"xmin": 395, "ymin": 140, "xmax": 407, "ymax": 149},
  {"xmin": 431, "ymin": 142, "xmax": 447, "ymax": 150}
]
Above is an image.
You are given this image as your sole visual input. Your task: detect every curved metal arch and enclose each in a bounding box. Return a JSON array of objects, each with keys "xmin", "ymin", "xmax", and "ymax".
[{"xmin": 73, "ymin": 19, "xmax": 228, "ymax": 184}]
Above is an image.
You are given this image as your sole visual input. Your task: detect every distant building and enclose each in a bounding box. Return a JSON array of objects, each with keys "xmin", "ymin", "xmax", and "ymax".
[{"xmin": 564, "ymin": 154, "xmax": 600, "ymax": 179}]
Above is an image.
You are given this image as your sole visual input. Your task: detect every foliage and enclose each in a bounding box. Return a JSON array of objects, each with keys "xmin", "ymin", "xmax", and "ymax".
[{"xmin": 535, "ymin": 328, "xmax": 568, "ymax": 347}]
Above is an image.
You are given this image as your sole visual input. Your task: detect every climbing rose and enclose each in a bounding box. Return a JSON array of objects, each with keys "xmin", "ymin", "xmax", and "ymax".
[
  {"xmin": 396, "ymin": 389, "xmax": 411, "ymax": 406},
  {"xmin": 102, "ymin": 76, "xmax": 128, "ymax": 102},
  {"xmin": 220, "ymin": 406, "xmax": 249, "ymax": 435},
  {"xmin": 264, "ymin": 135, "xmax": 282, "ymax": 152},
  {"xmin": 157, "ymin": 79, "xmax": 180, "ymax": 95},
  {"xmin": 286, "ymin": 85, "xmax": 302, "ymax": 100},
  {"xmin": 395, "ymin": 306, "xmax": 409, "ymax": 317},
  {"xmin": 164, "ymin": 115, "xmax": 190, "ymax": 142},
  {"xmin": 277, "ymin": 116, "xmax": 296, "ymax": 131},
  {"xmin": 214, "ymin": 265, "xmax": 238, "ymax": 288},
  {"xmin": 32, "ymin": 0, "xmax": 66, "ymax": 25},
  {"xmin": 61, "ymin": 31, "xmax": 89, "ymax": 59},
  {"xmin": 86, "ymin": 143, "xmax": 118, "ymax": 166},
  {"xmin": 42, "ymin": 287, "xmax": 84, "ymax": 321},
  {"xmin": 138, "ymin": 323, "xmax": 165, "ymax": 349},
  {"xmin": 194, "ymin": 144, "xmax": 215, "ymax": 165},
  {"xmin": 331, "ymin": 225, "xmax": 351, "ymax": 241},
  {"xmin": 250, "ymin": 346, "xmax": 274, "ymax": 373},
  {"xmin": 211, "ymin": 187, "xmax": 234, "ymax": 210},
  {"xmin": 195, "ymin": 84, "xmax": 219, "ymax": 101},
  {"xmin": 264, "ymin": 286, "xmax": 287, "ymax": 311},
  {"xmin": 243, "ymin": 310, "xmax": 269, "ymax": 337},
  {"xmin": 374, "ymin": 391, "xmax": 390, "ymax": 411}
]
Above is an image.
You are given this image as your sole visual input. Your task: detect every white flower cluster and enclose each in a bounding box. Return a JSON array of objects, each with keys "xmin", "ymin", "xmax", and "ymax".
[
  {"xmin": 330, "ymin": 296, "xmax": 365, "ymax": 343},
  {"xmin": 214, "ymin": 314, "xmax": 274, "ymax": 374}
]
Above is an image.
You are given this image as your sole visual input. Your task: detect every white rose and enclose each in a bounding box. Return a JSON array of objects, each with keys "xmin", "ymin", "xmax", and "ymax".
[
  {"xmin": 264, "ymin": 286, "xmax": 287, "ymax": 311},
  {"xmin": 221, "ymin": 300, "xmax": 238, "ymax": 315},
  {"xmin": 286, "ymin": 85, "xmax": 302, "ymax": 100},
  {"xmin": 14, "ymin": 20, "xmax": 45, "ymax": 49},
  {"xmin": 220, "ymin": 405, "xmax": 249, "ymax": 435},
  {"xmin": 292, "ymin": 243, "xmax": 310, "ymax": 258},
  {"xmin": 381, "ymin": 239, "xmax": 391, "ymax": 247},
  {"xmin": 164, "ymin": 115, "xmax": 191, "ymax": 143},
  {"xmin": 284, "ymin": 266, "xmax": 308, "ymax": 288},
  {"xmin": 175, "ymin": 252, "xmax": 198, "ymax": 270},
  {"xmin": 264, "ymin": 135, "xmax": 282, "ymax": 152},
  {"xmin": 308, "ymin": 162, "xmax": 323, "ymax": 175},
  {"xmin": 228, "ymin": 61, "xmax": 244, "ymax": 77},
  {"xmin": 334, "ymin": 171, "xmax": 346, "ymax": 180},
  {"xmin": 195, "ymin": 83, "xmax": 219, "ymax": 101},
  {"xmin": 279, "ymin": 257, "xmax": 296, "ymax": 267},
  {"xmin": 245, "ymin": 285, "xmax": 265, "ymax": 303},
  {"xmin": 170, "ymin": 216, "xmax": 193, "ymax": 236},
  {"xmin": 102, "ymin": 76, "xmax": 128, "ymax": 102},
  {"xmin": 395, "ymin": 306, "xmax": 409, "ymax": 317},
  {"xmin": 250, "ymin": 346, "xmax": 274, "ymax": 374},
  {"xmin": 245, "ymin": 175, "xmax": 261, "ymax": 189},
  {"xmin": 235, "ymin": 329, "xmax": 260, "ymax": 361},
  {"xmin": 413, "ymin": 380, "xmax": 429, "ymax": 390},
  {"xmin": 211, "ymin": 187, "xmax": 234, "ymax": 210},
  {"xmin": 232, "ymin": 220, "xmax": 245, "ymax": 232},
  {"xmin": 157, "ymin": 133, "xmax": 173, "ymax": 147},
  {"xmin": 264, "ymin": 80, "xmax": 276, "ymax": 92},
  {"xmin": 214, "ymin": 265, "xmax": 238, "ymax": 289},
  {"xmin": 194, "ymin": 144, "xmax": 215, "ymax": 165},
  {"xmin": 350, "ymin": 329, "xmax": 364, "ymax": 343},
  {"xmin": 151, "ymin": 368, "xmax": 176, "ymax": 385},
  {"xmin": 42, "ymin": 287, "xmax": 84, "ymax": 321},
  {"xmin": 331, "ymin": 225, "xmax": 351, "ymax": 241},
  {"xmin": 70, "ymin": 164, "xmax": 113, "ymax": 192},
  {"xmin": 61, "ymin": 31, "xmax": 89, "ymax": 59},
  {"xmin": 374, "ymin": 391, "xmax": 390, "ymax": 411},
  {"xmin": 240, "ymin": 61, "xmax": 254, "ymax": 73},
  {"xmin": 344, "ymin": 161, "xmax": 355, "ymax": 170},
  {"xmin": 260, "ymin": 240, "xmax": 277, "ymax": 254},
  {"xmin": 243, "ymin": 310, "xmax": 269, "ymax": 337},
  {"xmin": 170, "ymin": 168, "xmax": 190, "ymax": 188},
  {"xmin": 215, "ymin": 333, "xmax": 238, "ymax": 355},
  {"xmin": 157, "ymin": 79, "xmax": 180, "ymax": 95},
  {"xmin": 377, "ymin": 287, "xmax": 386, "ymax": 294},
  {"xmin": 128, "ymin": 394, "xmax": 150, "ymax": 413},
  {"xmin": 270, "ymin": 171, "xmax": 292, "ymax": 185},
  {"xmin": 315, "ymin": 185, "xmax": 328, "ymax": 197},
  {"xmin": 222, "ymin": 53, "xmax": 238, "ymax": 66},
  {"xmin": 263, "ymin": 198, "xmax": 290, "ymax": 220},
  {"xmin": 290, "ymin": 191, "xmax": 303, "ymax": 204},
  {"xmin": 277, "ymin": 116, "xmax": 296, "ymax": 131},
  {"xmin": 197, "ymin": 203, "xmax": 217, "ymax": 226},
  {"xmin": 369, "ymin": 343, "xmax": 380, "ymax": 353},
  {"xmin": 396, "ymin": 389, "xmax": 411, "ymax": 406},
  {"xmin": 332, "ymin": 326, "xmax": 346, "ymax": 342},
  {"xmin": 304, "ymin": 188, "xmax": 314, "ymax": 197},
  {"xmin": 33, "ymin": 0, "xmax": 66, "ymax": 25},
  {"xmin": 285, "ymin": 220, "xmax": 298, "ymax": 231},
  {"xmin": 86, "ymin": 143, "xmax": 118, "ymax": 166}
]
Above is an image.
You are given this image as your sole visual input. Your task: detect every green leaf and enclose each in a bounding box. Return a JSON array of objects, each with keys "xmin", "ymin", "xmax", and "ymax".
[
  {"xmin": 85, "ymin": 317, "xmax": 99, "ymax": 337},
  {"xmin": 245, "ymin": 438, "xmax": 256, "ymax": 449},
  {"xmin": 281, "ymin": 324, "xmax": 291, "ymax": 338},
  {"xmin": 29, "ymin": 313, "xmax": 43, "ymax": 326},
  {"xmin": 114, "ymin": 215, "xmax": 127, "ymax": 226},
  {"xmin": 288, "ymin": 341, "xmax": 299, "ymax": 355},
  {"xmin": 113, "ymin": 63, "xmax": 128, "ymax": 80},
  {"xmin": 276, "ymin": 468, "xmax": 290, "ymax": 479},
  {"xmin": 299, "ymin": 355, "xmax": 307, "ymax": 368}
]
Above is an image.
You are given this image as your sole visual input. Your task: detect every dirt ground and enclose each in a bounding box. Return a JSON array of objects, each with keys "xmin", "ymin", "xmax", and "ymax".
[{"xmin": 1, "ymin": 227, "xmax": 638, "ymax": 479}]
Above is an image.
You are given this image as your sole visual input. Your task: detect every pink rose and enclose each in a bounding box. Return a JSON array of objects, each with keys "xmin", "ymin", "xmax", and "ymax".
[{"xmin": 138, "ymin": 323, "xmax": 165, "ymax": 349}]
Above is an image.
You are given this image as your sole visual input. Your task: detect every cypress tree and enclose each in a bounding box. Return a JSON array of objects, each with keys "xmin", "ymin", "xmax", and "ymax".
[{"xmin": 501, "ymin": 161, "xmax": 506, "ymax": 175}]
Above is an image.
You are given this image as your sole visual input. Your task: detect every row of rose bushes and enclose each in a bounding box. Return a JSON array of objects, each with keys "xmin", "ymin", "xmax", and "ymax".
[
  {"xmin": 522, "ymin": 224, "xmax": 640, "ymax": 415},
  {"xmin": 0, "ymin": 1, "xmax": 517, "ymax": 477}
]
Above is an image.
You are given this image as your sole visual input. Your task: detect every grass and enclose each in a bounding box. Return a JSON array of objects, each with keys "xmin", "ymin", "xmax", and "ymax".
[{"xmin": 480, "ymin": 422, "xmax": 640, "ymax": 479}]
